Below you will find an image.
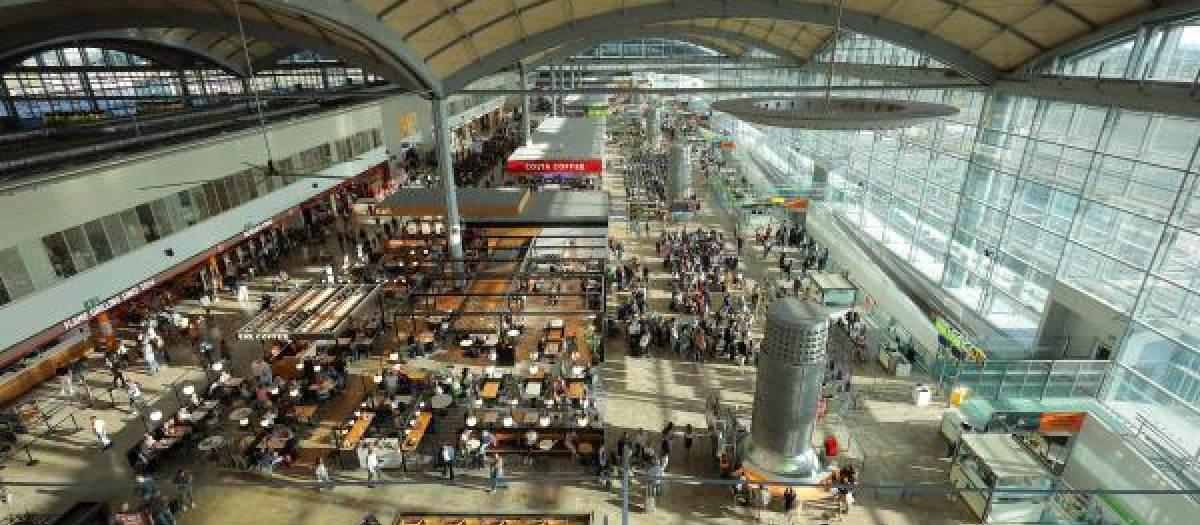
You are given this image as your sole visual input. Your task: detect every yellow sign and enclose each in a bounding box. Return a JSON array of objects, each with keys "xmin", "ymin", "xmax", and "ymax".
[
  {"xmin": 397, "ymin": 112, "xmax": 417, "ymax": 138},
  {"xmin": 967, "ymin": 346, "xmax": 987, "ymax": 363}
]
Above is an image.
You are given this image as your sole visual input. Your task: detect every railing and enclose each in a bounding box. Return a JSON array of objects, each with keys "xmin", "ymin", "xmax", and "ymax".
[{"xmin": 934, "ymin": 356, "xmax": 1110, "ymax": 402}]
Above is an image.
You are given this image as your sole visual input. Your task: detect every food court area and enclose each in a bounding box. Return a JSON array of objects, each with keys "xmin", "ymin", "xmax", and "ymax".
[{"xmin": 0, "ymin": 98, "xmax": 1162, "ymax": 525}]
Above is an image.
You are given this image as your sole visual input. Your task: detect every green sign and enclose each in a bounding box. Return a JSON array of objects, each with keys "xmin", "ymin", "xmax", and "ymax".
[
  {"xmin": 82, "ymin": 297, "xmax": 101, "ymax": 310},
  {"xmin": 587, "ymin": 108, "xmax": 608, "ymax": 117}
]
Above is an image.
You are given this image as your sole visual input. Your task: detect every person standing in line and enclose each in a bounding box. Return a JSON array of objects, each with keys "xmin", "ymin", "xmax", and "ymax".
[
  {"xmin": 91, "ymin": 416, "xmax": 111, "ymax": 449},
  {"xmin": 365, "ymin": 447, "xmax": 381, "ymax": 488},
  {"xmin": 315, "ymin": 458, "xmax": 332, "ymax": 491}
]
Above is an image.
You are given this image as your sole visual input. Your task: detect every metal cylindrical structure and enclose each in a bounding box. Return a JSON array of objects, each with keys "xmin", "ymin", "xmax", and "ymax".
[
  {"xmin": 746, "ymin": 298, "xmax": 829, "ymax": 478},
  {"xmin": 669, "ymin": 139, "xmax": 690, "ymax": 203},
  {"xmin": 647, "ymin": 103, "xmax": 661, "ymax": 146},
  {"xmin": 432, "ymin": 98, "xmax": 465, "ymax": 276}
]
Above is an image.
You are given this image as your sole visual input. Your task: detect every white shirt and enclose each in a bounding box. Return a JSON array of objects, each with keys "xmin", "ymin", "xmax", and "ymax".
[
  {"xmin": 366, "ymin": 452, "xmax": 379, "ymax": 470},
  {"xmin": 92, "ymin": 418, "xmax": 105, "ymax": 435}
]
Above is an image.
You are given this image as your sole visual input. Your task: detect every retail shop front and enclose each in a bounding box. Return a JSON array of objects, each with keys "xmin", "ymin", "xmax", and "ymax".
[
  {"xmin": 505, "ymin": 117, "xmax": 604, "ymax": 190},
  {"xmin": 0, "ymin": 161, "xmax": 388, "ymax": 406}
]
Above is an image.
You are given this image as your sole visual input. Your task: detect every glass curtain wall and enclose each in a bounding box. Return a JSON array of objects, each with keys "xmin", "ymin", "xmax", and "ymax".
[
  {"xmin": 711, "ymin": 38, "xmax": 1200, "ymax": 442},
  {"xmin": 1047, "ymin": 15, "xmax": 1200, "ymax": 82},
  {"xmin": 2, "ymin": 47, "xmax": 386, "ymax": 120},
  {"xmin": 580, "ymin": 39, "xmax": 722, "ymax": 59}
]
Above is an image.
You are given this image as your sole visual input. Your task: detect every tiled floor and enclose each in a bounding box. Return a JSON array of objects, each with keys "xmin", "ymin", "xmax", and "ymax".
[{"xmin": 0, "ymin": 126, "xmax": 976, "ymax": 525}]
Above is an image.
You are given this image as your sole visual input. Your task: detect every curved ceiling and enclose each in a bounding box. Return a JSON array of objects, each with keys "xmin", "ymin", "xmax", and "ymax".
[
  {"xmin": 0, "ymin": 0, "xmax": 1187, "ymax": 96},
  {"xmin": 0, "ymin": 28, "xmax": 297, "ymax": 76}
]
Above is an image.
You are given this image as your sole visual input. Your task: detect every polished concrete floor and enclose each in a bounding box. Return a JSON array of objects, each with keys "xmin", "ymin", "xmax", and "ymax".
[{"xmin": 0, "ymin": 135, "xmax": 976, "ymax": 525}]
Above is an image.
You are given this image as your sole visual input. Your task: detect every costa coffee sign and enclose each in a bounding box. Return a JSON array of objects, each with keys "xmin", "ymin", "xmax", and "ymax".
[{"xmin": 506, "ymin": 159, "xmax": 603, "ymax": 174}]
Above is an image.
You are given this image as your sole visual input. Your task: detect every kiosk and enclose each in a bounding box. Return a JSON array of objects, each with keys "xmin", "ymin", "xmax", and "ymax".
[{"xmin": 950, "ymin": 433, "xmax": 1053, "ymax": 523}]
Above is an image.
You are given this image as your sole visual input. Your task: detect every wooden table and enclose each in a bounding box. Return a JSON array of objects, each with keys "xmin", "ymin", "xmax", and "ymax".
[
  {"xmin": 401, "ymin": 412, "xmax": 433, "ymax": 452},
  {"xmin": 293, "ymin": 405, "xmax": 319, "ymax": 424},
  {"xmin": 480, "ymin": 381, "xmax": 500, "ymax": 400},
  {"xmin": 340, "ymin": 413, "xmax": 375, "ymax": 450},
  {"xmin": 567, "ymin": 382, "xmax": 585, "ymax": 400}
]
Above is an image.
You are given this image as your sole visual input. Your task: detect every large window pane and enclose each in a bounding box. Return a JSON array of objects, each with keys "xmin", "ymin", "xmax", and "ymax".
[
  {"xmin": 42, "ymin": 232, "xmax": 77, "ymax": 278},
  {"xmin": 83, "ymin": 219, "xmax": 114, "ymax": 263},
  {"xmin": 1059, "ymin": 244, "xmax": 1143, "ymax": 313},
  {"xmin": 62, "ymin": 227, "xmax": 97, "ymax": 272},
  {"xmin": 0, "ymin": 247, "xmax": 34, "ymax": 301},
  {"xmin": 101, "ymin": 213, "xmax": 130, "ymax": 256}
]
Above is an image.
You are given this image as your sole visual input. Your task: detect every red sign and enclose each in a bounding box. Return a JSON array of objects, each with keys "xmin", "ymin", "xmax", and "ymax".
[
  {"xmin": 506, "ymin": 159, "xmax": 603, "ymax": 175},
  {"xmin": 1039, "ymin": 412, "xmax": 1086, "ymax": 433}
]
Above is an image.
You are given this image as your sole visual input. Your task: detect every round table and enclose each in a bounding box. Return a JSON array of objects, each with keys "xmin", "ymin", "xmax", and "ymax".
[
  {"xmin": 431, "ymin": 394, "xmax": 453, "ymax": 409},
  {"xmin": 198, "ymin": 435, "xmax": 226, "ymax": 452},
  {"xmin": 537, "ymin": 439, "xmax": 557, "ymax": 451},
  {"xmin": 228, "ymin": 407, "xmax": 253, "ymax": 421}
]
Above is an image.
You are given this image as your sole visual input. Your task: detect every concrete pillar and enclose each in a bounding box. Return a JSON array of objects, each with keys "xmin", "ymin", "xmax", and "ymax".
[
  {"xmin": 744, "ymin": 298, "xmax": 829, "ymax": 478},
  {"xmin": 432, "ymin": 98, "xmax": 465, "ymax": 276},
  {"xmin": 519, "ymin": 62, "xmax": 532, "ymax": 145}
]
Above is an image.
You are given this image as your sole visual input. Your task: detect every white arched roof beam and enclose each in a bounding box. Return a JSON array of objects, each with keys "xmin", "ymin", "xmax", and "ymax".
[
  {"xmin": 528, "ymin": 27, "xmax": 805, "ymax": 71},
  {"xmin": 440, "ymin": 0, "xmax": 1001, "ymax": 92},
  {"xmin": 0, "ymin": 0, "xmax": 443, "ymax": 95}
]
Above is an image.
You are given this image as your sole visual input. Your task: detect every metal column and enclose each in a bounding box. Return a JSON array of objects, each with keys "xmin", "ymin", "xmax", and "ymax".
[
  {"xmin": 519, "ymin": 62, "xmax": 532, "ymax": 145},
  {"xmin": 744, "ymin": 298, "xmax": 829, "ymax": 478},
  {"xmin": 432, "ymin": 97, "xmax": 466, "ymax": 277}
]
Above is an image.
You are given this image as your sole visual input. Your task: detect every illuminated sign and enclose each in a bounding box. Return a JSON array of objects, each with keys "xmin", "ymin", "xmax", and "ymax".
[
  {"xmin": 506, "ymin": 159, "xmax": 603, "ymax": 174},
  {"xmin": 63, "ymin": 278, "xmax": 158, "ymax": 330}
]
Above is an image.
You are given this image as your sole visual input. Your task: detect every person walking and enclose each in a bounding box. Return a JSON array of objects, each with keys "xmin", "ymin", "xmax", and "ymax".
[
  {"xmin": 441, "ymin": 444, "xmax": 457, "ymax": 480},
  {"xmin": 91, "ymin": 416, "xmax": 111, "ymax": 449},
  {"xmin": 315, "ymin": 458, "xmax": 332, "ymax": 491},
  {"xmin": 683, "ymin": 424, "xmax": 695, "ymax": 458},
  {"xmin": 142, "ymin": 341, "xmax": 159, "ymax": 375},
  {"xmin": 365, "ymin": 447, "xmax": 381, "ymax": 487},
  {"xmin": 757, "ymin": 483, "xmax": 773, "ymax": 523},
  {"xmin": 487, "ymin": 453, "xmax": 505, "ymax": 492},
  {"xmin": 127, "ymin": 381, "xmax": 144, "ymax": 416},
  {"xmin": 783, "ymin": 486, "xmax": 797, "ymax": 524},
  {"xmin": 172, "ymin": 469, "xmax": 195, "ymax": 510}
]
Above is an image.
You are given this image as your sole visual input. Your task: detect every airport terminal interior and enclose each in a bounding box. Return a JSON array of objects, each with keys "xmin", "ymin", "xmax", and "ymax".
[{"xmin": 0, "ymin": 1, "xmax": 1199, "ymax": 525}]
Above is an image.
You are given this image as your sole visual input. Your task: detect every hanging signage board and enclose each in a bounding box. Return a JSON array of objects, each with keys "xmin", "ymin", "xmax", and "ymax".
[
  {"xmin": 1039, "ymin": 412, "xmax": 1087, "ymax": 433},
  {"xmin": 506, "ymin": 159, "xmax": 603, "ymax": 174}
]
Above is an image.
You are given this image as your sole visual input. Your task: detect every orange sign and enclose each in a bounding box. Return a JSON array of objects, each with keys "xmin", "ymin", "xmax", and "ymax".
[
  {"xmin": 720, "ymin": 141, "xmax": 735, "ymax": 150},
  {"xmin": 785, "ymin": 198, "xmax": 810, "ymax": 211},
  {"xmin": 1038, "ymin": 412, "xmax": 1086, "ymax": 433}
]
